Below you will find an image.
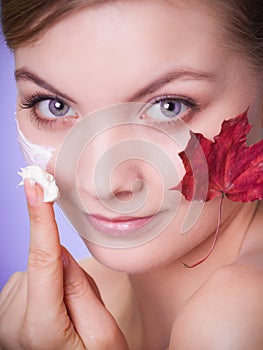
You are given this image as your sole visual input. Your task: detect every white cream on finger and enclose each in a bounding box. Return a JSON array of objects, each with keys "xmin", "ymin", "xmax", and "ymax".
[{"xmin": 18, "ymin": 165, "xmax": 59, "ymax": 202}]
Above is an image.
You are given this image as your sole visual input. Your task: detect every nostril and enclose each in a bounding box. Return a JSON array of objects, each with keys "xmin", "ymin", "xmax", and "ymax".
[
  {"xmin": 113, "ymin": 179, "xmax": 144, "ymax": 202},
  {"xmin": 114, "ymin": 191, "xmax": 134, "ymax": 202}
]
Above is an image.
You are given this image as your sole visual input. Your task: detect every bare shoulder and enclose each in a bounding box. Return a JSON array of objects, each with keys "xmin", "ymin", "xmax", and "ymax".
[
  {"xmin": 170, "ymin": 255, "xmax": 263, "ymax": 350},
  {"xmin": 170, "ymin": 202, "xmax": 263, "ymax": 349}
]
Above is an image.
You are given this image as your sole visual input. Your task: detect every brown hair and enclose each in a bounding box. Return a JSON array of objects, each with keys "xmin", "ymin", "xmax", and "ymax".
[
  {"xmin": 1, "ymin": 0, "xmax": 263, "ymax": 71},
  {"xmin": 0, "ymin": 0, "xmax": 110, "ymax": 48},
  {"xmin": 210, "ymin": 0, "xmax": 263, "ymax": 71}
]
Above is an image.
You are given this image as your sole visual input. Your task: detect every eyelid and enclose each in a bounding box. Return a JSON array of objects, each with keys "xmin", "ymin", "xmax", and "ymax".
[
  {"xmin": 146, "ymin": 94, "xmax": 197, "ymax": 106},
  {"xmin": 137, "ymin": 93, "xmax": 200, "ymax": 129},
  {"xmin": 20, "ymin": 92, "xmax": 81, "ymax": 118},
  {"xmin": 138, "ymin": 94, "xmax": 197, "ymax": 117},
  {"xmin": 19, "ymin": 91, "xmax": 79, "ymax": 129},
  {"xmin": 19, "ymin": 92, "xmax": 73, "ymax": 110}
]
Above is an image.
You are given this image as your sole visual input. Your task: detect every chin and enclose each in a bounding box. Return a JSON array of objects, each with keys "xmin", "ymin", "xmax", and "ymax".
[{"xmin": 82, "ymin": 236, "xmax": 186, "ymax": 274}]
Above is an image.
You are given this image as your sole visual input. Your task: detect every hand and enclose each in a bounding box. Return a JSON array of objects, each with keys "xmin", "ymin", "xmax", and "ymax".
[{"xmin": 0, "ymin": 181, "xmax": 128, "ymax": 350}]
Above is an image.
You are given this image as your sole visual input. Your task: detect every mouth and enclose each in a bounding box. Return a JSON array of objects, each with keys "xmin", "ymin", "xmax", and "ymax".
[{"xmin": 85, "ymin": 213, "xmax": 157, "ymax": 237}]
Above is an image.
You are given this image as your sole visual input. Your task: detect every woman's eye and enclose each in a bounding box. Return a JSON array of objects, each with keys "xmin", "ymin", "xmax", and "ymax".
[
  {"xmin": 38, "ymin": 99, "xmax": 76, "ymax": 118},
  {"xmin": 141, "ymin": 98, "xmax": 192, "ymax": 122}
]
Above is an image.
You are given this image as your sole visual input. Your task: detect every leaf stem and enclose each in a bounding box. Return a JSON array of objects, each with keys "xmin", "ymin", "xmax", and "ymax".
[{"xmin": 183, "ymin": 193, "xmax": 225, "ymax": 268}]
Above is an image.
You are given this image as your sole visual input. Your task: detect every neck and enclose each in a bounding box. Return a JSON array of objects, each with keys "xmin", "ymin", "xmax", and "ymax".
[{"xmin": 128, "ymin": 200, "xmax": 258, "ymax": 348}]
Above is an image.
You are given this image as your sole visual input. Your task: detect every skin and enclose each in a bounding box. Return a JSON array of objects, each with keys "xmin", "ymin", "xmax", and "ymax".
[{"xmin": 1, "ymin": 1, "xmax": 263, "ymax": 349}]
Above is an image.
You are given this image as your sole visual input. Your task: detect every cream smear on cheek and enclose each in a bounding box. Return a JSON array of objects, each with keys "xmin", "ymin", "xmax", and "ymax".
[
  {"xmin": 16, "ymin": 120, "xmax": 59, "ymax": 202},
  {"xmin": 16, "ymin": 120, "xmax": 55, "ymax": 170}
]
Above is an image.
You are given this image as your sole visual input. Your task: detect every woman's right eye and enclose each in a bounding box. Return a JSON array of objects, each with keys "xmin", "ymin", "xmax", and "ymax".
[
  {"xmin": 37, "ymin": 99, "xmax": 77, "ymax": 119},
  {"xmin": 20, "ymin": 93, "xmax": 78, "ymax": 127}
]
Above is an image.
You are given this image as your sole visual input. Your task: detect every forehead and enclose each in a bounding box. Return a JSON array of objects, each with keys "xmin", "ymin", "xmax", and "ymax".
[{"xmin": 15, "ymin": 1, "xmax": 223, "ymax": 104}]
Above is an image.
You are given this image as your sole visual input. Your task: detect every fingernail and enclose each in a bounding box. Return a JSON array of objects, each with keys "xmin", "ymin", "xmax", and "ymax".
[{"xmin": 25, "ymin": 178, "xmax": 38, "ymax": 206}]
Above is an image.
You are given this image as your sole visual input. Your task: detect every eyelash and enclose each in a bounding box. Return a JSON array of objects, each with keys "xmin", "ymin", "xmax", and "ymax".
[
  {"xmin": 142, "ymin": 94, "xmax": 199, "ymax": 127},
  {"xmin": 19, "ymin": 92, "xmax": 76, "ymax": 128},
  {"xmin": 19, "ymin": 92, "xmax": 199, "ymax": 129}
]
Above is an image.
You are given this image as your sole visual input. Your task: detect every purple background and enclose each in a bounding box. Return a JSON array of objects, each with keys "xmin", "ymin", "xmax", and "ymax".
[{"xmin": 0, "ymin": 34, "xmax": 89, "ymax": 290}]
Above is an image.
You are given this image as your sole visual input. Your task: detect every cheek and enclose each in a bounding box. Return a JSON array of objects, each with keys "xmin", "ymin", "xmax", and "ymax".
[
  {"xmin": 247, "ymin": 95, "xmax": 263, "ymax": 143},
  {"xmin": 16, "ymin": 120, "xmax": 56, "ymax": 170},
  {"xmin": 16, "ymin": 105, "xmax": 73, "ymax": 174}
]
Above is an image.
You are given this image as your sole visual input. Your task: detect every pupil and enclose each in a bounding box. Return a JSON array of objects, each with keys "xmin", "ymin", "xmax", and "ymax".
[
  {"xmin": 164, "ymin": 102, "xmax": 175, "ymax": 111},
  {"xmin": 161, "ymin": 100, "xmax": 181, "ymax": 118},
  {"xmin": 49, "ymin": 99, "xmax": 70, "ymax": 117},
  {"xmin": 54, "ymin": 101, "xmax": 64, "ymax": 110}
]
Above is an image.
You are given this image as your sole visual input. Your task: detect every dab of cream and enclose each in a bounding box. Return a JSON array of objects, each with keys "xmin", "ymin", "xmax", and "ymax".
[
  {"xmin": 16, "ymin": 121, "xmax": 55, "ymax": 170},
  {"xmin": 18, "ymin": 165, "xmax": 59, "ymax": 202}
]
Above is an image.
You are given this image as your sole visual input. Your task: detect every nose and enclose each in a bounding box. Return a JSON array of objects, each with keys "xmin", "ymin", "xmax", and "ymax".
[
  {"xmin": 92, "ymin": 158, "xmax": 145, "ymax": 202},
  {"xmin": 108, "ymin": 162, "xmax": 145, "ymax": 200},
  {"xmin": 76, "ymin": 128, "xmax": 147, "ymax": 203}
]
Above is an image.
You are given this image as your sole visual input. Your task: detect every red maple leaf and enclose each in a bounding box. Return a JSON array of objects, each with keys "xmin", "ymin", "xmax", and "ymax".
[
  {"xmin": 172, "ymin": 110, "xmax": 263, "ymax": 268},
  {"xmin": 173, "ymin": 110, "xmax": 263, "ymax": 202}
]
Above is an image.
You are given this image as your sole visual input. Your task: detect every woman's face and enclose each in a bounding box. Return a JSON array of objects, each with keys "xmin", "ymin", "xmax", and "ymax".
[{"xmin": 15, "ymin": 0, "xmax": 262, "ymax": 272}]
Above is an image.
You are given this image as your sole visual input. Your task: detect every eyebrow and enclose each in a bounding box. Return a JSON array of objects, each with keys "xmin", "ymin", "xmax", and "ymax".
[
  {"xmin": 128, "ymin": 68, "xmax": 216, "ymax": 101},
  {"xmin": 15, "ymin": 67, "xmax": 215, "ymax": 105},
  {"xmin": 15, "ymin": 68, "xmax": 77, "ymax": 104}
]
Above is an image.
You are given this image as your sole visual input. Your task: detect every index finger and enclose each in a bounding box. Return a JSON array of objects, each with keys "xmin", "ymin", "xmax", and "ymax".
[{"xmin": 24, "ymin": 180, "xmax": 64, "ymax": 320}]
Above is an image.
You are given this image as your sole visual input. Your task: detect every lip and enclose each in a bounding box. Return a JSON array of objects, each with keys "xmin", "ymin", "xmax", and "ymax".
[{"xmin": 85, "ymin": 213, "xmax": 156, "ymax": 237}]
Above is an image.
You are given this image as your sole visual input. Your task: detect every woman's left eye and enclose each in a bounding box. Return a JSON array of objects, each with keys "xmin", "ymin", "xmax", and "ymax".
[
  {"xmin": 141, "ymin": 97, "xmax": 194, "ymax": 122},
  {"xmin": 38, "ymin": 99, "xmax": 76, "ymax": 118}
]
